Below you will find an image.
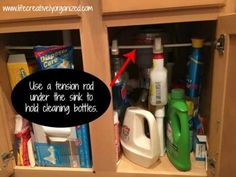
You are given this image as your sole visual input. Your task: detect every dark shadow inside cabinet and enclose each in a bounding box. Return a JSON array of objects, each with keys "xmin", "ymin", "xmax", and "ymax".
[
  {"xmin": 108, "ymin": 20, "xmax": 216, "ymax": 173},
  {"xmin": 0, "ymin": 30, "xmax": 93, "ymax": 169},
  {"xmin": 1, "ymin": 30, "xmax": 83, "ymax": 70}
]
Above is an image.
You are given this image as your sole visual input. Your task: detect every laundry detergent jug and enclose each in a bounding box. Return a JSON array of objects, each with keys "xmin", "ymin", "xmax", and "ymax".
[
  {"xmin": 120, "ymin": 107, "xmax": 160, "ymax": 168},
  {"xmin": 166, "ymin": 89, "xmax": 191, "ymax": 171}
]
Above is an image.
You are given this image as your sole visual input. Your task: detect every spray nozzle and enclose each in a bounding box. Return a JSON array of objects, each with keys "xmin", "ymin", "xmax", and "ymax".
[
  {"xmin": 111, "ymin": 39, "xmax": 119, "ymax": 55},
  {"xmin": 153, "ymin": 37, "xmax": 163, "ymax": 54}
]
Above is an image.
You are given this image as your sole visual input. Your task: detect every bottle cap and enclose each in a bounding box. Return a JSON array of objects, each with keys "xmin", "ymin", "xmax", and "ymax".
[
  {"xmin": 171, "ymin": 89, "xmax": 185, "ymax": 99},
  {"xmin": 191, "ymin": 38, "xmax": 204, "ymax": 48},
  {"xmin": 155, "ymin": 107, "xmax": 165, "ymax": 118},
  {"xmin": 153, "ymin": 37, "xmax": 163, "ymax": 53},
  {"xmin": 112, "ymin": 40, "xmax": 119, "ymax": 55},
  {"xmin": 114, "ymin": 111, "xmax": 119, "ymax": 124}
]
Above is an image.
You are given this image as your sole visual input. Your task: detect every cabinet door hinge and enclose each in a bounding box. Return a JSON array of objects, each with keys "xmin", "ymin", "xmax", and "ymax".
[
  {"xmin": 216, "ymin": 34, "xmax": 225, "ymax": 55},
  {"xmin": 1, "ymin": 150, "xmax": 14, "ymax": 168},
  {"xmin": 208, "ymin": 158, "xmax": 217, "ymax": 176}
]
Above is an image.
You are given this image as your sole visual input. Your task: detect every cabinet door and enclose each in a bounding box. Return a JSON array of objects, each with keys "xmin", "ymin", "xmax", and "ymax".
[
  {"xmin": 0, "ymin": 0, "xmax": 80, "ymax": 22},
  {"xmin": 101, "ymin": 0, "xmax": 225, "ymax": 14},
  {"xmin": 0, "ymin": 45, "xmax": 16, "ymax": 177},
  {"xmin": 208, "ymin": 14, "xmax": 236, "ymax": 177},
  {"xmin": 0, "ymin": 87, "xmax": 14, "ymax": 177}
]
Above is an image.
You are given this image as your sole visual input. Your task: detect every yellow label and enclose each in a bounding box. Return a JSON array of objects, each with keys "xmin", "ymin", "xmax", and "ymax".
[
  {"xmin": 7, "ymin": 63, "xmax": 30, "ymax": 90},
  {"xmin": 186, "ymin": 100, "xmax": 194, "ymax": 116},
  {"xmin": 152, "ymin": 60, "xmax": 160, "ymax": 68},
  {"xmin": 149, "ymin": 82, "xmax": 155, "ymax": 96}
]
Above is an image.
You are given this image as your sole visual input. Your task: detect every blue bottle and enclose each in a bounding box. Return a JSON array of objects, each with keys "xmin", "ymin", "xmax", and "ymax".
[
  {"xmin": 111, "ymin": 40, "xmax": 128, "ymax": 110},
  {"xmin": 186, "ymin": 39, "xmax": 204, "ymax": 98}
]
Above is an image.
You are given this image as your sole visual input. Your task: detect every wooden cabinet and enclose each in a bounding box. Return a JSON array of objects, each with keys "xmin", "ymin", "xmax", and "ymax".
[
  {"xmin": 0, "ymin": 0, "xmax": 80, "ymax": 22},
  {"xmin": 0, "ymin": 1, "xmax": 236, "ymax": 177},
  {"xmin": 101, "ymin": 0, "xmax": 225, "ymax": 14}
]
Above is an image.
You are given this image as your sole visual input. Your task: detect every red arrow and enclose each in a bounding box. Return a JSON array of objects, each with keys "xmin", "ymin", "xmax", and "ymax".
[{"xmin": 109, "ymin": 49, "xmax": 136, "ymax": 87}]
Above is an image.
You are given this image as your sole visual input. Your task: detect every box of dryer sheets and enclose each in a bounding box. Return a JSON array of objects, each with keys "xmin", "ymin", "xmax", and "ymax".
[
  {"xmin": 195, "ymin": 135, "xmax": 207, "ymax": 161},
  {"xmin": 32, "ymin": 124, "xmax": 80, "ymax": 167},
  {"xmin": 7, "ymin": 54, "xmax": 37, "ymax": 89},
  {"xmin": 76, "ymin": 124, "xmax": 92, "ymax": 168},
  {"xmin": 34, "ymin": 143, "xmax": 70, "ymax": 167}
]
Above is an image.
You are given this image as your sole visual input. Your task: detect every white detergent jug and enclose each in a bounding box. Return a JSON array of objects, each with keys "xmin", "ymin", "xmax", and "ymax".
[
  {"xmin": 42, "ymin": 126, "xmax": 72, "ymax": 142},
  {"xmin": 120, "ymin": 107, "xmax": 160, "ymax": 168}
]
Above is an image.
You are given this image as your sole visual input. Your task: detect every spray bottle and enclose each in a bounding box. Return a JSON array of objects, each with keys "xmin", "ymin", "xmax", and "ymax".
[
  {"xmin": 149, "ymin": 37, "xmax": 168, "ymax": 107},
  {"xmin": 111, "ymin": 40, "xmax": 128, "ymax": 111}
]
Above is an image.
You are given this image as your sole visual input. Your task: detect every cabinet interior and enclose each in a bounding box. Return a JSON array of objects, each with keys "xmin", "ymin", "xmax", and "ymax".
[
  {"xmin": 0, "ymin": 29, "xmax": 94, "ymax": 171},
  {"xmin": 108, "ymin": 20, "xmax": 216, "ymax": 174},
  {"xmin": 1, "ymin": 30, "xmax": 83, "ymax": 70},
  {"xmin": 0, "ymin": 19, "xmax": 217, "ymax": 175}
]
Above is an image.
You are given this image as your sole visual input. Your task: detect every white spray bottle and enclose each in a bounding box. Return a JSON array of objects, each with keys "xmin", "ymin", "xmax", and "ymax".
[{"xmin": 149, "ymin": 37, "xmax": 168, "ymax": 107}]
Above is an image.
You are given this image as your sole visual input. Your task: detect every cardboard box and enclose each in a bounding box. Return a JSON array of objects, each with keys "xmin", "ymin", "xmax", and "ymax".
[
  {"xmin": 195, "ymin": 135, "xmax": 207, "ymax": 161},
  {"xmin": 7, "ymin": 54, "xmax": 30, "ymax": 89}
]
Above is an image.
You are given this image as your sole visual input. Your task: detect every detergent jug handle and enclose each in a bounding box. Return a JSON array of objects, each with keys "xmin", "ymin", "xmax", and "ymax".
[
  {"xmin": 132, "ymin": 109, "xmax": 158, "ymax": 153},
  {"xmin": 172, "ymin": 109, "xmax": 189, "ymax": 143}
]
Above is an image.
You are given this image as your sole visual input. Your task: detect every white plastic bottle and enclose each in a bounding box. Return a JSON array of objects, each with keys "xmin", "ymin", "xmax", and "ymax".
[
  {"xmin": 114, "ymin": 111, "xmax": 121, "ymax": 163},
  {"xmin": 155, "ymin": 107, "xmax": 165, "ymax": 156},
  {"xmin": 149, "ymin": 37, "xmax": 168, "ymax": 106}
]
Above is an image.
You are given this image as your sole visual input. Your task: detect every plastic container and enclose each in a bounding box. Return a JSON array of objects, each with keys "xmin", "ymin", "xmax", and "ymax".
[
  {"xmin": 111, "ymin": 40, "xmax": 128, "ymax": 110},
  {"xmin": 114, "ymin": 111, "xmax": 121, "ymax": 163},
  {"xmin": 149, "ymin": 38, "xmax": 168, "ymax": 106},
  {"xmin": 121, "ymin": 107, "xmax": 160, "ymax": 168},
  {"xmin": 166, "ymin": 89, "xmax": 191, "ymax": 171},
  {"xmin": 155, "ymin": 107, "xmax": 165, "ymax": 156},
  {"xmin": 186, "ymin": 38, "xmax": 204, "ymax": 98}
]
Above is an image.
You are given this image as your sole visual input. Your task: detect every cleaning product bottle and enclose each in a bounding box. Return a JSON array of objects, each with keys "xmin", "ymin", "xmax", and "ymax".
[
  {"xmin": 155, "ymin": 106, "xmax": 165, "ymax": 156},
  {"xmin": 149, "ymin": 37, "xmax": 168, "ymax": 107},
  {"xmin": 111, "ymin": 40, "xmax": 128, "ymax": 110},
  {"xmin": 186, "ymin": 38, "xmax": 204, "ymax": 98},
  {"xmin": 166, "ymin": 89, "xmax": 191, "ymax": 171},
  {"xmin": 186, "ymin": 100, "xmax": 195, "ymax": 151},
  {"xmin": 121, "ymin": 107, "xmax": 160, "ymax": 168},
  {"xmin": 114, "ymin": 110, "xmax": 121, "ymax": 163},
  {"xmin": 186, "ymin": 38, "xmax": 204, "ymax": 152}
]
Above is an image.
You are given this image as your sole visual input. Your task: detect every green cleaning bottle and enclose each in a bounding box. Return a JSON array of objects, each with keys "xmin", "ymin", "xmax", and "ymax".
[{"xmin": 166, "ymin": 89, "xmax": 191, "ymax": 171}]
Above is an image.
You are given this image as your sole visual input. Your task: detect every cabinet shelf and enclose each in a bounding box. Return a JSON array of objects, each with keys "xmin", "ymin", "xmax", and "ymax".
[
  {"xmin": 14, "ymin": 166, "xmax": 93, "ymax": 177},
  {"xmin": 117, "ymin": 154, "xmax": 206, "ymax": 177},
  {"xmin": 15, "ymin": 166, "xmax": 93, "ymax": 172}
]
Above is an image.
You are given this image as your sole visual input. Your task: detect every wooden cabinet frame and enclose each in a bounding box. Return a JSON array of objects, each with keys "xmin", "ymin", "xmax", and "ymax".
[{"xmin": 0, "ymin": 0, "xmax": 236, "ymax": 177}]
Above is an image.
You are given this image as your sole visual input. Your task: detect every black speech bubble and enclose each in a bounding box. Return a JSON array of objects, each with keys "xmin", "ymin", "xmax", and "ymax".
[{"xmin": 11, "ymin": 69, "xmax": 111, "ymax": 127}]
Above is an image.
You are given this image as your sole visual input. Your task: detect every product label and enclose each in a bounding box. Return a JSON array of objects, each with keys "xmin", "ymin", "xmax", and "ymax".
[
  {"xmin": 167, "ymin": 123, "xmax": 173, "ymax": 144},
  {"xmin": 195, "ymin": 143, "xmax": 206, "ymax": 160},
  {"xmin": 150, "ymin": 82, "xmax": 154, "ymax": 96},
  {"xmin": 34, "ymin": 46, "xmax": 74, "ymax": 70},
  {"xmin": 186, "ymin": 77, "xmax": 199, "ymax": 90},
  {"xmin": 114, "ymin": 123, "xmax": 121, "ymax": 162},
  {"xmin": 121, "ymin": 125, "xmax": 130, "ymax": 141},
  {"xmin": 186, "ymin": 55, "xmax": 202, "ymax": 97},
  {"xmin": 19, "ymin": 68, "xmax": 27, "ymax": 79},
  {"xmin": 155, "ymin": 82, "xmax": 161, "ymax": 103},
  {"xmin": 149, "ymin": 81, "xmax": 161, "ymax": 105},
  {"xmin": 121, "ymin": 84, "xmax": 127, "ymax": 104}
]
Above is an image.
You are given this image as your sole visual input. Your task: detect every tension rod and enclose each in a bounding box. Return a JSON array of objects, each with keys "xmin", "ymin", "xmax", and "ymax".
[{"xmin": 6, "ymin": 42, "xmax": 212, "ymax": 50}]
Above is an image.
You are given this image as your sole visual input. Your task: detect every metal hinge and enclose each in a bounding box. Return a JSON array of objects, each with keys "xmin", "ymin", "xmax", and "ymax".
[
  {"xmin": 216, "ymin": 34, "xmax": 225, "ymax": 55},
  {"xmin": 1, "ymin": 150, "xmax": 14, "ymax": 168},
  {"xmin": 208, "ymin": 158, "xmax": 217, "ymax": 176}
]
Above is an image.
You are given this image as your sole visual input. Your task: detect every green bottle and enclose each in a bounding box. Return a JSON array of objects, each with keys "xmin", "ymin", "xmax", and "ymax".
[{"xmin": 166, "ymin": 89, "xmax": 191, "ymax": 171}]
